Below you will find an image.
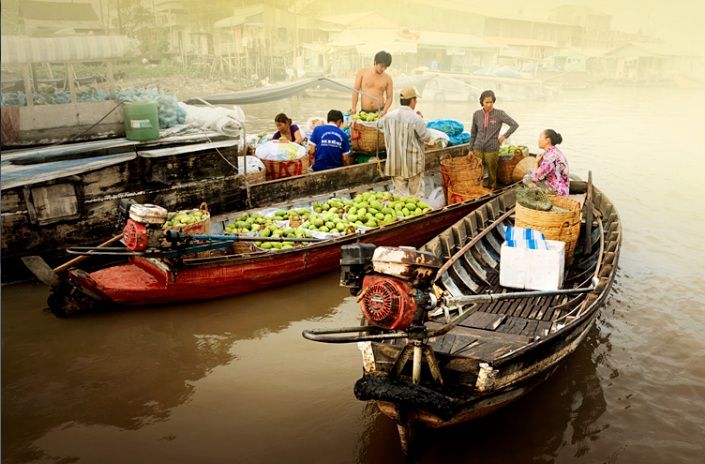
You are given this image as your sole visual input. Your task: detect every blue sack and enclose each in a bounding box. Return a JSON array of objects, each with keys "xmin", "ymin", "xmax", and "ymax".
[
  {"xmin": 427, "ymin": 119, "xmax": 464, "ymax": 136},
  {"xmin": 448, "ymin": 131, "xmax": 470, "ymax": 146}
]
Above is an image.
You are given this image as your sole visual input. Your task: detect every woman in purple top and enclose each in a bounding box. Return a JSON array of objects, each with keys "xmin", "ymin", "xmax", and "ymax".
[
  {"xmin": 528, "ymin": 129, "xmax": 570, "ymax": 196},
  {"xmin": 273, "ymin": 113, "xmax": 303, "ymax": 145}
]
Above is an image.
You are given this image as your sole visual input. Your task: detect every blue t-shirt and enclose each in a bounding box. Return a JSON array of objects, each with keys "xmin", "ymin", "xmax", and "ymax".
[{"xmin": 310, "ymin": 124, "xmax": 350, "ymax": 171}]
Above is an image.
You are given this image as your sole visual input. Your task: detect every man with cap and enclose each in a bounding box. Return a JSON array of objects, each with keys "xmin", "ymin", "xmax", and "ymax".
[{"xmin": 380, "ymin": 87, "xmax": 431, "ymax": 197}]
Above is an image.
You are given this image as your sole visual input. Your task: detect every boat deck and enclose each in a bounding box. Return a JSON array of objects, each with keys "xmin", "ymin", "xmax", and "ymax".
[{"xmin": 381, "ymin": 190, "xmax": 606, "ymax": 363}]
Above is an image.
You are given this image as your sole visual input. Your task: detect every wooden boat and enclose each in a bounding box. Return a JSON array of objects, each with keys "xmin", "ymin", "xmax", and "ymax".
[
  {"xmin": 0, "ymin": 131, "xmax": 241, "ymax": 277},
  {"xmin": 303, "ymin": 178, "xmax": 621, "ymax": 453},
  {"xmin": 1, "ymin": 135, "xmax": 468, "ymax": 280},
  {"xmin": 37, "ymin": 154, "xmax": 515, "ymax": 316}
]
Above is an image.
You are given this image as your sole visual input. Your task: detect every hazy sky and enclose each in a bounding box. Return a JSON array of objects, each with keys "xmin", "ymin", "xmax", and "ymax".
[{"xmin": 493, "ymin": 0, "xmax": 704, "ymax": 52}]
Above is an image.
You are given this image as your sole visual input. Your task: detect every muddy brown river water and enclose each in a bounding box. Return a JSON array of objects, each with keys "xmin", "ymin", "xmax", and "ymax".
[{"xmin": 3, "ymin": 85, "xmax": 705, "ymax": 463}]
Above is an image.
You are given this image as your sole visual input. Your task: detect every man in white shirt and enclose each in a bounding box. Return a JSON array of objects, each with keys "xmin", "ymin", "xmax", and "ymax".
[{"xmin": 381, "ymin": 87, "xmax": 431, "ymax": 197}]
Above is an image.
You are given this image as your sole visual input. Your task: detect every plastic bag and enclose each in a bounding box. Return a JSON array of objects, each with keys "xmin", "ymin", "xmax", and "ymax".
[
  {"xmin": 238, "ymin": 156, "xmax": 265, "ymax": 175},
  {"xmin": 254, "ymin": 140, "xmax": 307, "ymax": 161},
  {"xmin": 426, "ymin": 128, "xmax": 450, "ymax": 148},
  {"xmin": 306, "ymin": 116, "xmax": 326, "ymax": 134},
  {"xmin": 425, "ymin": 187, "xmax": 446, "ymax": 209},
  {"xmin": 448, "ymin": 131, "xmax": 471, "ymax": 146},
  {"xmin": 427, "ymin": 119, "xmax": 464, "ymax": 136}
]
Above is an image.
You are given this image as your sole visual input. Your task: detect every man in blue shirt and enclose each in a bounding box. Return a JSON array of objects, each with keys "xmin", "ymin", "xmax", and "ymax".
[{"xmin": 308, "ymin": 110, "xmax": 350, "ymax": 171}]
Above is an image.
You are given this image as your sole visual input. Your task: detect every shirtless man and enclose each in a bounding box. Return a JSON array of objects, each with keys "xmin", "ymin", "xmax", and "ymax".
[{"xmin": 352, "ymin": 51, "xmax": 393, "ymax": 116}]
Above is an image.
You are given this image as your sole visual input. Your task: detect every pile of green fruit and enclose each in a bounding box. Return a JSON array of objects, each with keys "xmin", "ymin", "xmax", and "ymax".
[
  {"xmin": 164, "ymin": 210, "xmax": 209, "ymax": 228},
  {"xmin": 223, "ymin": 190, "xmax": 434, "ymax": 253},
  {"xmin": 300, "ymin": 211, "xmax": 357, "ymax": 235},
  {"xmin": 348, "ymin": 191, "xmax": 432, "ymax": 225},
  {"xmin": 224, "ymin": 212, "xmax": 273, "ymax": 235},
  {"xmin": 499, "ymin": 145, "xmax": 521, "ymax": 156},
  {"xmin": 224, "ymin": 212, "xmax": 312, "ymax": 250},
  {"xmin": 350, "ymin": 111, "xmax": 380, "ymax": 122}
]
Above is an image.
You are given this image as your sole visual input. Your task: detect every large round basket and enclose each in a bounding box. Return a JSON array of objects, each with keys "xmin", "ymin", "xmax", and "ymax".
[
  {"xmin": 263, "ymin": 156, "xmax": 309, "ymax": 180},
  {"xmin": 441, "ymin": 156, "xmax": 483, "ymax": 200},
  {"xmin": 350, "ymin": 121, "xmax": 385, "ymax": 153},
  {"xmin": 498, "ymin": 151, "xmax": 525, "ymax": 185},
  {"xmin": 448, "ymin": 185, "xmax": 492, "ymax": 205},
  {"xmin": 515, "ymin": 195, "xmax": 581, "ymax": 265}
]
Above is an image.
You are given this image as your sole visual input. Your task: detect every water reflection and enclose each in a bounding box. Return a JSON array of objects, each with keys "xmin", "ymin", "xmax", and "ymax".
[{"xmin": 1, "ymin": 274, "xmax": 348, "ymax": 463}]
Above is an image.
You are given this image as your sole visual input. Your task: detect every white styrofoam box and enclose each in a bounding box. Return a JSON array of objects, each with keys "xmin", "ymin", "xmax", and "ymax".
[{"xmin": 499, "ymin": 240, "xmax": 566, "ymax": 291}]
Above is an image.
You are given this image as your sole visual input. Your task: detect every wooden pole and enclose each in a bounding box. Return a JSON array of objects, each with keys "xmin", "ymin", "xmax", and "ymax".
[
  {"xmin": 66, "ymin": 63, "xmax": 77, "ymax": 103},
  {"xmin": 106, "ymin": 61, "xmax": 116, "ymax": 97},
  {"xmin": 53, "ymin": 234, "xmax": 123, "ymax": 273},
  {"xmin": 23, "ymin": 64, "xmax": 34, "ymax": 107}
]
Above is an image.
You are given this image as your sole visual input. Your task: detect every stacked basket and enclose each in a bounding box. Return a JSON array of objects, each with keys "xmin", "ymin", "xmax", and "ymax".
[
  {"xmin": 350, "ymin": 121, "xmax": 385, "ymax": 153},
  {"xmin": 441, "ymin": 156, "xmax": 490, "ymax": 204},
  {"xmin": 515, "ymin": 195, "xmax": 581, "ymax": 265}
]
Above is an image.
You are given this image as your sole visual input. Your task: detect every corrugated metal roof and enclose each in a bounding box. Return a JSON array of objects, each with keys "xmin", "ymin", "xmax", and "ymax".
[{"xmin": 1, "ymin": 35, "xmax": 141, "ymax": 64}]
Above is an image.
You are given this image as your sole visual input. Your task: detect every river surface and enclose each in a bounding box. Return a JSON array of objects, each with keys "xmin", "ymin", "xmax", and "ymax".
[{"xmin": 3, "ymin": 86, "xmax": 705, "ymax": 463}]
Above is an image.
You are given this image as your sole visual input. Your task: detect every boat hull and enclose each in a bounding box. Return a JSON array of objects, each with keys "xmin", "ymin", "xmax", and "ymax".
[
  {"xmin": 363, "ymin": 303, "xmax": 602, "ymax": 428},
  {"xmin": 66, "ymin": 195, "xmax": 489, "ymax": 307}
]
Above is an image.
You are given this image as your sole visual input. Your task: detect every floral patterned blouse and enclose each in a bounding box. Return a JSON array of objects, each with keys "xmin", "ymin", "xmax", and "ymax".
[{"xmin": 531, "ymin": 145, "xmax": 570, "ymax": 196}]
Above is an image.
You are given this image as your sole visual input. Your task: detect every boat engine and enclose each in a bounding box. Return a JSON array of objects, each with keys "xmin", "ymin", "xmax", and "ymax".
[
  {"xmin": 121, "ymin": 203, "xmax": 169, "ymax": 251},
  {"xmin": 340, "ymin": 244, "xmax": 440, "ymax": 330}
]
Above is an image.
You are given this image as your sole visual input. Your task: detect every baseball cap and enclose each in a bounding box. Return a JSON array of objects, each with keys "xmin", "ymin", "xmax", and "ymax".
[{"xmin": 399, "ymin": 87, "xmax": 421, "ymax": 99}]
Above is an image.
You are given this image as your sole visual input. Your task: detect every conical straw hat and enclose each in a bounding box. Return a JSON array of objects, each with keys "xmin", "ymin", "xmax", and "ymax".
[{"xmin": 512, "ymin": 157, "xmax": 537, "ymax": 182}]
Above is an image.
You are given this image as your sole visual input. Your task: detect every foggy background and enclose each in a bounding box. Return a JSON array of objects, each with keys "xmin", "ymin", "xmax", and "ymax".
[{"xmin": 2, "ymin": 0, "xmax": 704, "ymax": 101}]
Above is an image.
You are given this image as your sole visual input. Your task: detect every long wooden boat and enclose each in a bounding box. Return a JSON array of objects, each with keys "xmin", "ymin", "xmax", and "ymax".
[
  {"xmin": 40, "ymin": 166, "xmax": 515, "ymax": 317},
  {"xmin": 303, "ymin": 178, "xmax": 621, "ymax": 453},
  {"xmin": 1, "ymin": 135, "xmax": 469, "ymax": 280}
]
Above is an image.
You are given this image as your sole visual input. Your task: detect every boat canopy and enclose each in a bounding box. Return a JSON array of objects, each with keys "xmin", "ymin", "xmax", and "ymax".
[
  {"xmin": 0, "ymin": 35, "xmax": 141, "ymax": 64},
  {"xmin": 188, "ymin": 75, "xmax": 436, "ymax": 106}
]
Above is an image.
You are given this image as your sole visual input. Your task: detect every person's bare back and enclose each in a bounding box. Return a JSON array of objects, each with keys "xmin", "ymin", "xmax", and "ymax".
[{"xmin": 352, "ymin": 51, "xmax": 393, "ymax": 115}]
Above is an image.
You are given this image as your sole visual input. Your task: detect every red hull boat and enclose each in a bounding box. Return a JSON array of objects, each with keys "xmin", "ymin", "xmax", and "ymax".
[{"xmin": 51, "ymin": 184, "xmax": 516, "ymax": 314}]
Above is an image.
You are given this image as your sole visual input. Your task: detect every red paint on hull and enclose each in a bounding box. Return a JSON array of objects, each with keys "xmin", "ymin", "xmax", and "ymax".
[{"xmin": 70, "ymin": 201, "xmax": 483, "ymax": 306}]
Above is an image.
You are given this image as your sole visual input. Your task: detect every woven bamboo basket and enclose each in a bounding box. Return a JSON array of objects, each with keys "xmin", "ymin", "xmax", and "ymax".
[
  {"xmin": 230, "ymin": 241, "xmax": 257, "ymax": 254},
  {"xmin": 441, "ymin": 156, "xmax": 483, "ymax": 200},
  {"xmin": 497, "ymin": 151, "xmax": 525, "ymax": 185},
  {"xmin": 242, "ymin": 168, "xmax": 266, "ymax": 184},
  {"xmin": 163, "ymin": 203, "xmax": 211, "ymax": 235},
  {"xmin": 350, "ymin": 121, "xmax": 385, "ymax": 153},
  {"xmin": 162, "ymin": 203, "xmax": 212, "ymax": 257},
  {"xmin": 515, "ymin": 195, "xmax": 581, "ymax": 265},
  {"xmin": 263, "ymin": 156, "xmax": 309, "ymax": 180},
  {"xmin": 448, "ymin": 186, "xmax": 492, "ymax": 205}
]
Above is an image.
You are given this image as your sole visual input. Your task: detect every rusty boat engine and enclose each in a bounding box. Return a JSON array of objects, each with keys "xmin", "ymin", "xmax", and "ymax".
[{"xmin": 340, "ymin": 244, "xmax": 440, "ymax": 330}]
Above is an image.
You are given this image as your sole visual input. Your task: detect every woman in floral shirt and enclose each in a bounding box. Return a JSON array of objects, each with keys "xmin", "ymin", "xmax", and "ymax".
[{"xmin": 529, "ymin": 129, "xmax": 570, "ymax": 196}]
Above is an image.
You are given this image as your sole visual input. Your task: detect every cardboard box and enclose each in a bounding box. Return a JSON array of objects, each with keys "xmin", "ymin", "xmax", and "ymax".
[{"xmin": 499, "ymin": 240, "xmax": 565, "ymax": 291}]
